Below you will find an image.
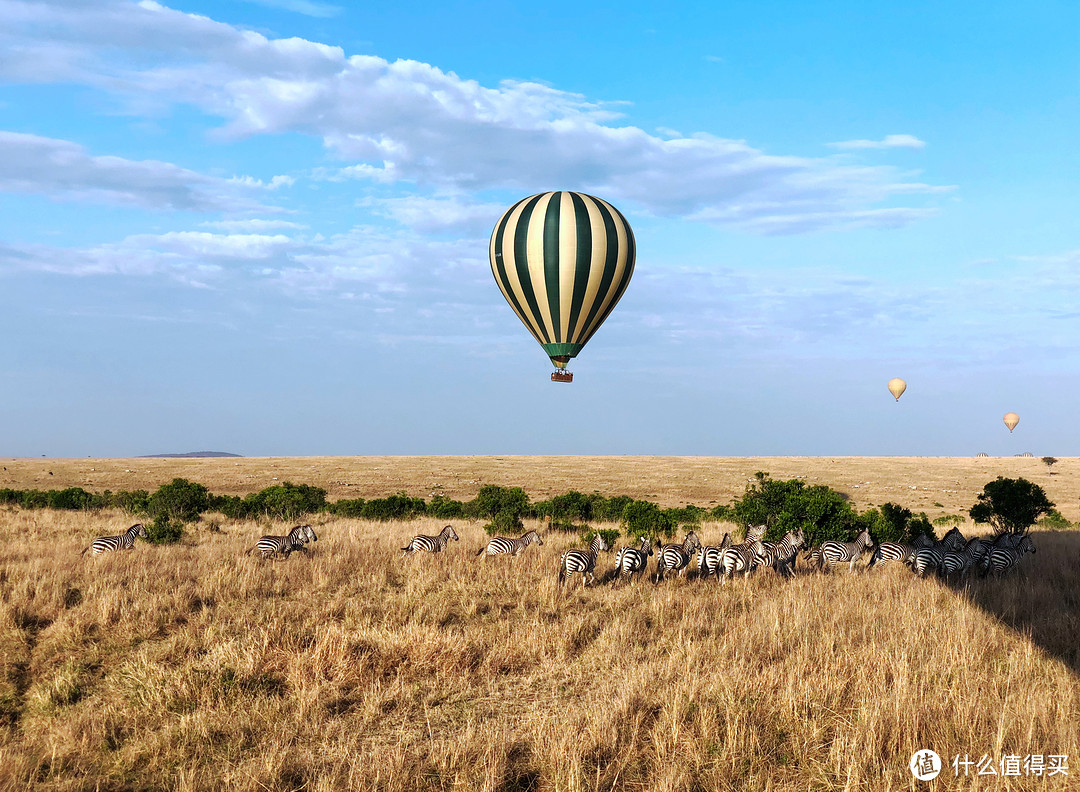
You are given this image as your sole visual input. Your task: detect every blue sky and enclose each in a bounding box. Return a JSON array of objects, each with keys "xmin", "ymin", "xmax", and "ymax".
[{"xmin": 2, "ymin": 0, "xmax": 1078, "ymax": 457}]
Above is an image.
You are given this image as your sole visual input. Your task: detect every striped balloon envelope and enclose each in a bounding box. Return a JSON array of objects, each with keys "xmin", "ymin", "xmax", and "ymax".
[{"xmin": 489, "ymin": 191, "xmax": 636, "ymax": 381}]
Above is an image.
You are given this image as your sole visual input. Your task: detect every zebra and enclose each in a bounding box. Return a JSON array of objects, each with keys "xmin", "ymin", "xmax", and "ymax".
[
  {"xmin": 978, "ymin": 531, "xmax": 1025, "ymax": 575},
  {"xmin": 940, "ymin": 536, "xmax": 988, "ymax": 579},
  {"xmin": 867, "ymin": 534, "xmax": 935, "ymax": 569},
  {"xmin": 818, "ymin": 529, "xmax": 873, "ymax": 573},
  {"xmin": 757, "ymin": 528, "xmax": 805, "ymax": 577},
  {"xmin": 558, "ymin": 532, "xmax": 609, "ymax": 588},
  {"xmin": 985, "ymin": 535, "xmax": 1036, "ymax": 577},
  {"xmin": 696, "ymin": 533, "xmax": 732, "ymax": 581},
  {"xmin": 82, "ymin": 523, "xmax": 148, "ymax": 556},
  {"xmin": 654, "ymin": 531, "xmax": 703, "ymax": 582},
  {"xmin": 721, "ymin": 538, "xmax": 766, "ymax": 579},
  {"xmin": 614, "ymin": 536, "xmax": 654, "ymax": 585},
  {"xmin": 253, "ymin": 524, "xmax": 317, "ymax": 559},
  {"xmin": 476, "ymin": 530, "xmax": 543, "ymax": 559},
  {"xmin": 402, "ymin": 524, "xmax": 459, "ymax": 555},
  {"xmin": 745, "ymin": 524, "xmax": 766, "ymax": 544}
]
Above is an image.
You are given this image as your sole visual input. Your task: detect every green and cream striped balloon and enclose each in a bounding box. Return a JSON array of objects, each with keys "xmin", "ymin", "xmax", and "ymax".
[{"xmin": 489, "ymin": 191, "xmax": 636, "ymax": 371}]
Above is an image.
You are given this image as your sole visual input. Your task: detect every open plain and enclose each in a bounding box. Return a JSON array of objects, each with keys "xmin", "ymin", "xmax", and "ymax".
[{"xmin": 0, "ymin": 456, "xmax": 1077, "ymax": 791}]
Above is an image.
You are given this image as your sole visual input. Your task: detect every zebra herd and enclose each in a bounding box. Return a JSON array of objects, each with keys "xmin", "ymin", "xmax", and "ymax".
[
  {"xmin": 85, "ymin": 520, "xmax": 1039, "ymax": 584},
  {"xmin": 404, "ymin": 523, "xmax": 1041, "ymax": 589}
]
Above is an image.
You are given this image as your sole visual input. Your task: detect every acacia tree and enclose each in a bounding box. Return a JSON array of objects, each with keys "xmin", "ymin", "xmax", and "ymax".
[{"xmin": 969, "ymin": 476, "xmax": 1053, "ymax": 536}]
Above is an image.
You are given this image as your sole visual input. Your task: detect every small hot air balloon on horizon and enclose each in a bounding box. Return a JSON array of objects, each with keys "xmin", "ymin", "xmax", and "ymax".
[
  {"xmin": 489, "ymin": 191, "xmax": 636, "ymax": 383},
  {"xmin": 887, "ymin": 378, "xmax": 907, "ymax": 402},
  {"xmin": 1003, "ymin": 412, "xmax": 1020, "ymax": 433}
]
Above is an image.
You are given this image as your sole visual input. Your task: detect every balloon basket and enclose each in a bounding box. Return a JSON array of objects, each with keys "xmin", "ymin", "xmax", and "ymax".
[{"xmin": 551, "ymin": 371, "xmax": 573, "ymax": 383}]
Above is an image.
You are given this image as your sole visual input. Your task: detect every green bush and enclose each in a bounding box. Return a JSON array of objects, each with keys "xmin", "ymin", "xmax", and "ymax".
[
  {"xmin": 426, "ymin": 495, "xmax": 466, "ymax": 519},
  {"xmin": 932, "ymin": 514, "xmax": 965, "ymax": 528},
  {"xmin": 578, "ymin": 526, "xmax": 619, "ymax": 549},
  {"xmin": 327, "ymin": 498, "xmax": 366, "ymax": 518},
  {"xmin": 969, "ymin": 476, "xmax": 1053, "ymax": 535},
  {"xmin": 241, "ymin": 482, "xmax": 327, "ymax": 521},
  {"xmin": 146, "ymin": 513, "xmax": 183, "ymax": 545},
  {"xmin": 483, "ymin": 510, "xmax": 524, "ymax": 537},
  {"xmin": 45, "ymin": 487, "xmax": 94, "ymax": 510},
  {"xmin": 361, "ymin": 492, "xmax": 427, "ymax": 521},
  {"xmin": 663, "ymin": 505, "xmax": 706, "ymax": 525},
  {"xmin": 1037, "ymin": 509, "xmax": 1072, "ymax": 530},
  {"xmin": 728, "ymin": 472, "xmax": 860, "ymax": 546},
  {"xmin": 621, "ymin": 499, "xmax": 675, "ymax": 540},
  {"xmin": 860, "ymin": 502, "xmax": 937, "ymax": 544},
  {"xmin": 148, "ymin": 479, "xmax": 211, "ymax": 522},
  {"xmin": 470, "ymin": 485, "xmax": 530, "ymax": 521}
]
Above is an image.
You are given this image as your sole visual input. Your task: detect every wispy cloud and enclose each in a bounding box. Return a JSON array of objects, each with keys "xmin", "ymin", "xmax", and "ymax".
[
  {"xmin": 240, "ymin": 0, "xmax": 341, "ymax": 18},
  {"xmin": 0, "ymin": 0, "xmax": 950, "ymax": 234},
  {"xmin": 828, "ymin": 134, "xmax": 927, "ymax": 150},
  {"xmin": 0, "ymin": 131, "xmax": 280, "ymax": 212}
]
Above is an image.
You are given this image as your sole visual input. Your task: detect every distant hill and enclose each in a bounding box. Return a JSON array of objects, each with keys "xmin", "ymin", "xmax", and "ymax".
[{"xmin": 139, "ymin": 451, "xmax": 243, "ymax": 458}]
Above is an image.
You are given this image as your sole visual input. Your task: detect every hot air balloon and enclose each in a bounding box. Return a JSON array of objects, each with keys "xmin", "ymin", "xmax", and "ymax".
[
  {"xmin": 489, "ymin": 191, "xmax": 636, "ymax": 382},
  {"xmin": 887, "ymin": 378, "xmax": 907, "ymax": 401},
  {"xmin": 1003, "ymin": 412, "xmax": 1019, "ymax": 433}
]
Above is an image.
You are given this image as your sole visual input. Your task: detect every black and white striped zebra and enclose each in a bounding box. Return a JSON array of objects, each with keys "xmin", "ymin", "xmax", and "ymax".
[
  {"xmin": 745, "ymin": 524, "xmax": 766, "ymax": 544},
  {"xmin": 977, "ymin": 531, "xmax": 1025, "ymax": 575},
  {"xmin": 985, "ymin": 535, "xmax": 1036, "ymax": 577},
  {"xmin": 614, "ymin": 536, "xmax": 654, "ymax": 585},
  {"xmin": 476, "ymin": 530, "xmax": 543, "ymax": 559},
  {"xmin": 654, "ymin": 531, "xmax": 702, "ymax": 582},
  {"xmin": 867, "ymin": 534, "xmax": 935, "ymax": 569},
  {"xmin": 696, "ymin": 533, "xmax": 732, "ymax": 581},
  {"xmin": 757, "ymin": 528, "xmax": 805, "ymax": 577},
  {"xmin": 253, "ymin": 524, "xmax": 317, "ymax": 559},
  {"xmin": 940, "ymin": 536, "xmax": 988, "ymax": 578},
  {"xmin": 721, "ymin": 538, "xmax": 766, "ymax": 579},
  {"xmin": 818, "ymin": 529, "xmax": 873, "ymax": 573},
  {"xmin": 558, "ymin": 532, "xmax": 609, "ymax": 588},
  {"xmin": 82, "ymin": 523, "xmax": 148, "ymax": 556},
  {"xmin": 402, "ymin": 524, "xmax": 459, "ymax": 555}
]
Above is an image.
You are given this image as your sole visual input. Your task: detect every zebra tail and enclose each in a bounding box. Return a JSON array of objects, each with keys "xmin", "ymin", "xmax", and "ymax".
[
  {"xmin": 558, "ymin": 565, "xmax": 566, "ymax": 585},
  {"xmin": 475, "ymin": 547, "xmax": 486, "ymax": 557},
  {"xmin": 81, "ymin": 546, "xmax": 89, "ymax": 557}
]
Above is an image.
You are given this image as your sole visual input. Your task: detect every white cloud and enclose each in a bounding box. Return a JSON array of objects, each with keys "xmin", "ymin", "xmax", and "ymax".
[
  {"xmin": 0, "ymin": 130, "xmax": 280, "ymax": 212},
  {"xmin": 0, "ymin": 0, "xmax": 950, "ymax": 234},
  {"xmin": 239, "ymin": 0, "xmax": 341, "ymax": 18},
  {"xmin": 828, "ymin": 134, "xmax": 927, "ymax": 150},
  {"xmin": 201, "ymin": 218, "xmax": 308, "ymax": 231},
  {"xmin": 360, "ymin": 194, "xmax": 507, "ymax": 234}
]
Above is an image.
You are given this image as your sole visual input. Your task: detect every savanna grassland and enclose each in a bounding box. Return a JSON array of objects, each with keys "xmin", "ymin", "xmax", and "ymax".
[{"xmin": 0, "ymin": 457, "xmax": 1078, "ymax": 791}]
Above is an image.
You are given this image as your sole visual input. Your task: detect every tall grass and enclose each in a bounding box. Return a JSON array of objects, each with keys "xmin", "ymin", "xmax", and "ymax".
[{"xmin": 0, "ymin": 508, "xmax": 1076, "ymax": 791}]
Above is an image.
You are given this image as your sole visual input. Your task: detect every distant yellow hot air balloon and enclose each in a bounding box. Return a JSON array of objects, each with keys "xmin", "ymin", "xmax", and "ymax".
[
  {"xmin": 887, "ymin": 378, "xmax": 907, "ymax": 402},
  {"xmin": 1003, "ymin": 412, "xmax": 1020, "ymax": 433}
]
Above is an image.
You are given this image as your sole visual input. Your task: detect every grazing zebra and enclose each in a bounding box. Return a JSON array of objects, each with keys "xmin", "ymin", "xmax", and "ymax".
[
  {"xmin": 721, "ymin": 538, "xmax": 766, "ymax": 579},
  {"xmin": 82, "ymin": 523, "xmax": 148, "ymax": 556},
  {"xmin": 986, "ymin": 535, "xmax": 1036, "ymax": 577},
  {"xmin": 654, "ymin": 531, "xmax": 703, "ymax": 582},
  {"xmin": 696, "ymin": 533, "xmax": 732, "ymax": 581},
  {"xmin": 757, "ymin": 528, "xmax": 806, "ymax": 577},
  {"xmin": 867, "ymin": 534, "xmax": 934, "ymax": 569},
  {"xmin": 253, "ymin": 524, "xmax": 317, "ymax": 559},
  {"xmin": 559, "ymin": 532, "xmax": 609, "ymax": 588},
  {"xmin": 476, "ymin": 530, "xmax": 543, "ymax": 559},
  {"xmin": 818, "ymin": 529, "xmax": 873, "ymax": 573},
  {"xmin": 940, "ymin": 536, "xmax": 988, "ymax": 578},
  {"xmin": 402, "ymin": 524, "xmax": 459, "ymax": 555},
  {"xmin": 614, "ymin": 536, "xmax": 654, "ymax": 585}
]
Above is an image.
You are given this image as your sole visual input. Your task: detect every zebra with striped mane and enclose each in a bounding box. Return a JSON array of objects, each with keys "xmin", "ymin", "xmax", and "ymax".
[
  {"xmin": 402, "ymin": 524, "xmax": 459, "ymax": 555},
  {"xmin": 721, "ymin": 538, "xmax": 766, "ymax": 579},
  {"xmin": 940, "ymin": 536, "xmax": 988, "ymax": 578},
  {"xmin": 614, "ymin": 536, "xmax": 654, "ymax": 585},
  {"xmin": 757, "ymin": 528, "xmax": 805, "ymax": 577},
  {"xmin": 654, "ymin": 531, "xmax": 702, "ymax": 583},
  {"xmin": 745, "ymin": 524, "xmax": 766, "ymax": 544},
  {"xmin": 83, "ymin": 523, "xmax": 148, "ymax": 556},
  {"xmin": 558, "ymin": 532, "xmax": 609, "ymax": 588},
  {"xmin": 977, "ymin": 531, "xmax": 1025, "ymax": 575},
  {"xmin": 985, "ymin": 535, "xmax": 1036, "ymax": 577},
  {"xmin": 253, "ymin": 524, "xmax": 317, "ymax": 559},
  {"xmin": 867, "ymin": 533, "xmax": 935, "ymax": 569},
  {"xmin": 476, "ymin": 530, "xmax": 543, "ymax": 559},
  {"xmin": 696, "ymin": 533, "xmax": 732, "ymax": 581},
  {"xmin": 818, "ymin": 529, "xmax": 874, "ymax": 573}
]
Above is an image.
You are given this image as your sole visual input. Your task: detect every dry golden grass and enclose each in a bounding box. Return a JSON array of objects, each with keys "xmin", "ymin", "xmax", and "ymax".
[
  {"xmin": 3, "ymin": 455, "xmax": 1080, "ymax": 521},
  {"xmin": 0, "ymin": 496, "xmax": 1077, "ymax": 791}
]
